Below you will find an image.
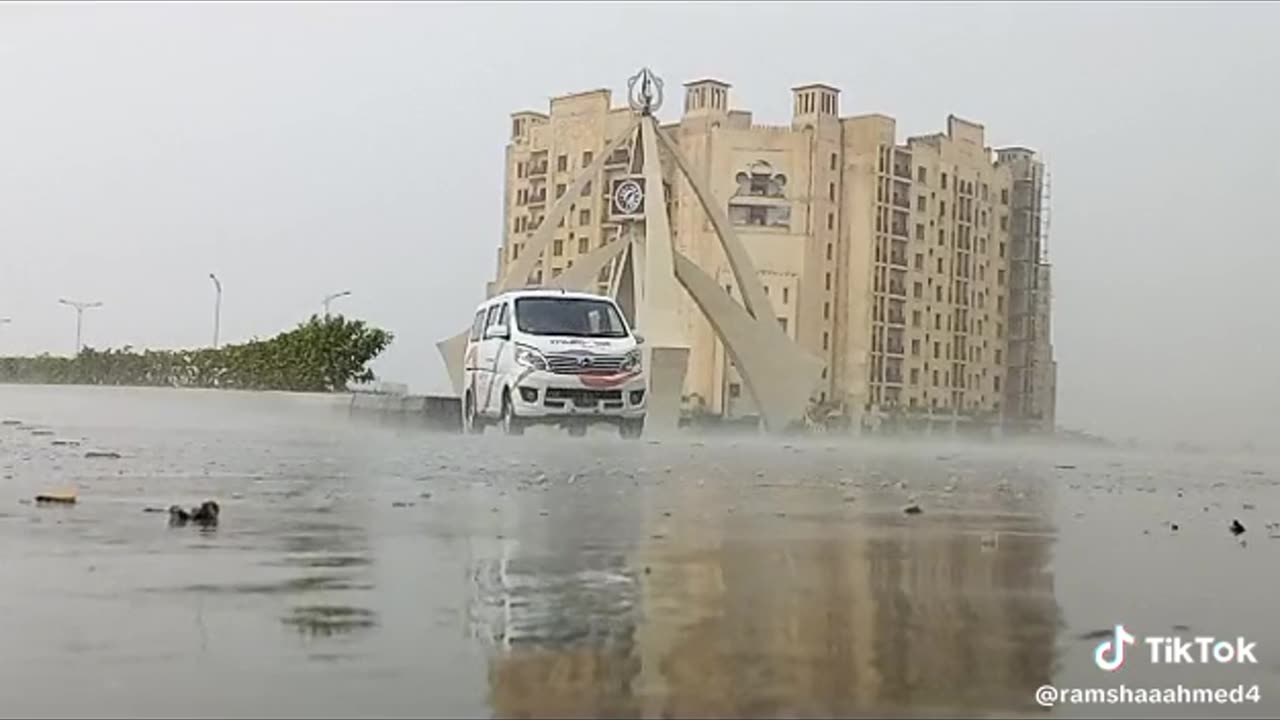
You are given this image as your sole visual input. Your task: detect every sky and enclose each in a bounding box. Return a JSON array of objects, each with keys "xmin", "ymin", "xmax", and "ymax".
[{"xmin": 1, "ymin": 2, "xmax": 1277, "ymax": 450}]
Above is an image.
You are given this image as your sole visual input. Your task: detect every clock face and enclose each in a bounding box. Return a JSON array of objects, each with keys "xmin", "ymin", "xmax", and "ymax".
[{"xmin": 613, "ymin": 179, "xmax": 644, "ymax": 215}]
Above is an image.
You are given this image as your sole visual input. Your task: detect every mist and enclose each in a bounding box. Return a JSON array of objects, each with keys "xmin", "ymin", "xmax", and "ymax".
[{"xmin": 1, "ymin": 2, "xmax": 1277, "ymax": 450}]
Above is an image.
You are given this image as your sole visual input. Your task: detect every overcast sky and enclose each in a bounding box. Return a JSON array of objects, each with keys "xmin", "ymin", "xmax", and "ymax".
[{"xmin": 1, "ymin": 2, "xmax": 1276, "ymax": 449}]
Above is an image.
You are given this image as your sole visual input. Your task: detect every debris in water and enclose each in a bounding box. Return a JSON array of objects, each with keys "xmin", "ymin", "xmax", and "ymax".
[
  {"xmin": 35, "ymin": 491, "xmax": 76, "ymax": 505},
  {"xmin": 85, "ymin": 451, "xmax": 122, "ymax": 460},
  {"xmin": 419, "ymin": 492, "xmax": 432, "ymax": 499},
  {"xmin": 1, "ymin": 419, "xmax": 21, "ymax": 426},
  {"xmin": 1243, "ymin": 503, "xmax": 1256, "ymax": 511},
  {"xmin": 842, "ymin": 495, "xmax": 857, "ymax": 503},
  {"xmin": 51, "ymin": 438, "xmax": 81, "ymax": 447},
  {"xmin": 902, "ymin": 504, "xmax": 923, "ymax": 515},
  {"xmin": 391, "ymin": 501, "xmax": 414, "ymax": 508},
  {"xmin": 1055, "ymin": 464, "xmax": 1077, "ymax": 470},
  {"xmin": 1170, "ymin": 523, "xmax": 1179, "ymax": 531},
  {"xmin": 1230, "ymin": 519, "xmax": 1246, "ymax": 536},
  {"xmin": 168, "ymin": 501, "xmax": 219, "ymax": 528},
  {"xmin": 30, "ymin": 429, "xmax": 55, "ymax": 437}
]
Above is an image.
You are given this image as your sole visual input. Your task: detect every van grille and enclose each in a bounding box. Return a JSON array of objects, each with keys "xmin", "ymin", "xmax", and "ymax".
[{"xmin": 545, "ymin": 353, "xmax": 627, "ymax": 375}]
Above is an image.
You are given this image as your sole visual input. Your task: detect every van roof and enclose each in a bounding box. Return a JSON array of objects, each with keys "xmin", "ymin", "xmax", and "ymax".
[{"xmin": 485, "ymin": 288, "xmax": 615, "ymax": 304}]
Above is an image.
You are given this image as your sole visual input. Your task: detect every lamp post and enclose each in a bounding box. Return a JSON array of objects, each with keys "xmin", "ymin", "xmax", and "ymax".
[
  {"xmin": 57, "ymin": 298, "xmax": 103, "ymax": 355},
  {"xmin": 209, "ymin": 273, "xmax": 222, "ymax": 349},
  {"xmin": 322, "ymin": 290, "xmax": 352, "ymax": 317}
]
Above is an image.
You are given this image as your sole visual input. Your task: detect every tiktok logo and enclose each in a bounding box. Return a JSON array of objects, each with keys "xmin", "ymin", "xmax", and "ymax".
[{"xmin": 1095, "ymin": 624, "xmax": 1137, "ymax": 671}]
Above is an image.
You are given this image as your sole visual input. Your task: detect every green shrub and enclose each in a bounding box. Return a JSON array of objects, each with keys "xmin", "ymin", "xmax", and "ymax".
[{"xmin": 0, "ymin": 314, "xmax": 393, "ymax": 392}]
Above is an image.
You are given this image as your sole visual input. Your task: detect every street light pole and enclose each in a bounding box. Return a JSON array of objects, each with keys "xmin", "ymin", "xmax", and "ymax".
[
  {"xmin": 209, "ymin": 273, "xmax": 222, "ymax": 348},
  {"xmin": 57, "ymin": 299, "xmax": 103, "ymax": 355},
  {"xmin": 322, "ymin": 290, "xmax": 352, "ymax": 318}
]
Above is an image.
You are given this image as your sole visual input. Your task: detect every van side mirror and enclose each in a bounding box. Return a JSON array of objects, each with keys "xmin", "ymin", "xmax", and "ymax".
[
  {"xmin": 485, "ymin": 324, "xmax": 509, "ymax": 340},
  {"xmin": 633, "ymin": 333, "xmax": 645, "ymax": 345}
]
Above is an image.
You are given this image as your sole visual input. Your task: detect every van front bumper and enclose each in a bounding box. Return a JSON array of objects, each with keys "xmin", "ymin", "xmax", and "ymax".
[{"xmin": 509, "ymin": 370, "xmax": 647, "ymax": 420}]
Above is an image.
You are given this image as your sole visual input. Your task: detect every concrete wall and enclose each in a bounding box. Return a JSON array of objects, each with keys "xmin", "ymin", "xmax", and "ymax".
[{"xmin": 348, "ymin": 392, "xmax": 461, "ymax": 432}]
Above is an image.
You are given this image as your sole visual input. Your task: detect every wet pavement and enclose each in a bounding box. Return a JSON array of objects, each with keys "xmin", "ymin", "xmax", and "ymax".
[{"xmin": 1, "ymin": 384, "xmax": 1278, "ymax": 718}]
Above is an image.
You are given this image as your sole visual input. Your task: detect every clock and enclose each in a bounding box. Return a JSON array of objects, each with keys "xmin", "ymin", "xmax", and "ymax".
[{"xmin": 613, "ymin": 178, "xmax": 645, "ymax": 216}]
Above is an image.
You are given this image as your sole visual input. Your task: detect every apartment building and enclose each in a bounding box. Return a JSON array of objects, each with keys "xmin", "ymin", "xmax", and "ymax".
[{"xmin": 496, "ymin": 79, "xmax": 1056, "ymax": 433}]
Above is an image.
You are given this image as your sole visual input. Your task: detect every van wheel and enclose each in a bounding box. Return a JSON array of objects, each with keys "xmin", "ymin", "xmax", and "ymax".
[
  {"xmin": 501, "ymin": 391, "xmax": 524, "ymax": 436},
  {"xmin": 619, "ymin": 418, "xmax": 644, "ymax": 439},
  {"xmin": 463, "ymin": 391, "xmax": 484, "ymax": 435}
]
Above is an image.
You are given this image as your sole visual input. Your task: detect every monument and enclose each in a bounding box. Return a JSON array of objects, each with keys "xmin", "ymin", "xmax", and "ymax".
[{"xmin": 437, "ymin": 69, "xmax": 824, "ymax": 434}]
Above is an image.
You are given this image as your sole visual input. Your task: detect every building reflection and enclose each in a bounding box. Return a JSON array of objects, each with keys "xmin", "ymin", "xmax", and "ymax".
[{"xmin": 477, "ymin": 481, "xmax": 1060, "ymax": 717}]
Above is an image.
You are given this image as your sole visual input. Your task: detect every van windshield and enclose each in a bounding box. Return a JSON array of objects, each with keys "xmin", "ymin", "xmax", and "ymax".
[{"xmin": 513, "ymin": 297, "xmax": 629, "ymax": 338}]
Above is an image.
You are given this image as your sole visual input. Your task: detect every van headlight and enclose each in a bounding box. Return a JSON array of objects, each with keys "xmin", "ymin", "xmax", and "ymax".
[
  {"xmin": 514, "ymin": 345, "xmax": 548, "ymax": 371},
  {"xmin": 621, "ymin": 349, "xmax": 642, "ymax": 372}
]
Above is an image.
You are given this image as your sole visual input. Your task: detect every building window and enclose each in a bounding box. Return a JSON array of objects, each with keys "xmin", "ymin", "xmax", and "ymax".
[
  {"xmin": 994, "ymin": 376, "xmax": 1002, "ymax": 392},
  {"xmin": 917, "ymin": 167, "xmax": 926, "ymax": 183},
  {"xmin": 997, "ymin": 269, "xmax": 1006, "ymax": 286},
  {"xmin": 995, "ymin": 349, "xmax": 1003, "ymax": 364},
  {"xmin": 557, "ymin": 155, "xmax": 567, "ymax": 172},
  {"xmin": 830, "ymin": 153, "xmax": 838, "ymax": 171},
  {"xmin": 917, "ymin": 195, "xmax": 926, "ymax": 212},
  {"xmin": 915, "ymin": 223, "xmax": 924, "ymax": 241},
  {"xmin": 551, "ymin": 267, "xmax": 562, "ymax": 278},
  {"xmin": 910, "ymin": 339, "xmax": 920, "ymax": 357},
  {"xmin": 932, "ymin": 369, "xmax": 939, "ymax": 386},
  {"xmin": 823, "ymin": 301, "xmax": 830, "ymax": 319},
  {"xmin": 941, "ymin": 172, "xmax": 948, "ymax": 189},
  {"xmin": 933, "ymin": 341, "xmax": 941, "ymax": 359},
  {"xmin": 582, "ymin": 150, "xmax": 593, "ymax": 167},
  {"xmin": 912, "ymin": 310, "xmax": 921, "ymax": 327},
  {"xmin": 826, "ymin": 243, "xmax": 833, "ymax": 260},
  {"xmin": 581, "ymin": 181, "xmax": 592, "ymax": 197},
  {"xmin": 825, "ymin": 273, "xmax": 832, "ymax": 290},
  {"xmin": 936, "ymin": 258, "xmax": 944, "ymax": 274},
  {"xmin": 598, "ymin": 266, "xmax": 610, "ymax": 282},
  {"xmin": 912, "ymin": 282, "xmax": 922, "ymax": 299},
  {"xmin": 938, "ymin": 229, "xmax": 945, "ymax": 246},
  {"xmin": 578, "ymin": 237, "xmax": 589, "ymax": 254},
  {"xmin": 939, "ymin": 200, "xmax": 946, "ymax": 218},
  {"xmin": 778, "ymin": 317, "xmax": 788, "ymax": 333},
  {"xmin": 579, "ymin": 209, "xmax": 590, "ymax": 225},
  {"xmin": 829, "ymin": 182, "xmax": 836, "ymax": 201},
  {"xmin": 783, "ymin": 287, "xmax": 789, "ymax": 304},
  {"xmin": 1001, "ymin": 188, "xmax": 1009, "ymax": 205},
  {"xmin": 553, "ymin": 239, "xmax": 563, "ymax": 256},
  {"xmin": 910, "ymin": 368, "xmax": 920, "ymax": 385},
  {"xmin": 999, "ymin": 241, "xmax": 1006, "ymax": 258},
  {"xmin": 556, "ymin": 184, "xmax": 566, "ymax": 199},
  {"xmin": 1000, "ymin": 215, "xmax": 1008, "ymax": 231},
  {"xmin": 827, "ymin": 212, "xmax": 834, "ymax": 230}
]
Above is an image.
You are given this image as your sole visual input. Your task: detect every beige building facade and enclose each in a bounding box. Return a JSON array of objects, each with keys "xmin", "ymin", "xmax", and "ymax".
[{"xmin": 496, "ymin": 78, "xmax": 1056, "ymax": 433}]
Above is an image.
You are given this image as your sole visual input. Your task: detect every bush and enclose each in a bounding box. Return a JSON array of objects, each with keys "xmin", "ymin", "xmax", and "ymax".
[{"xmin": 0, "ymin": 314, "xmax": 393, "ymax": 393}]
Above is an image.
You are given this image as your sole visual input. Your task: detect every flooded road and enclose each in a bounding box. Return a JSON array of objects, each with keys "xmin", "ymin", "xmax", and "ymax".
[{"xmin": 1, "ymin": 384, "xmax": 1278, "ymax": 718}]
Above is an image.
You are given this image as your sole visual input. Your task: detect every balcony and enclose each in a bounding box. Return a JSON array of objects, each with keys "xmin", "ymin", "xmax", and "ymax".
[
  {"xmin": 605, "ymin": 148, "xmax": 631, "ymax": 166},
  {"xmin": 888, "ymin": 282, "xmax": 907, "ymax": 297},
  {"xmin": 887, "ymin": 311, "xmax": 906, "ymax": 326},
  {"xmin": 892, "ymin": 194, "xmax": 910, "ymax": 209},
  {"xmin": 527, "ymin": 189, "xmax": 546, "ymax": 206},
  {"xmin": 528, "ymin": 161, "xmax": 548, "ymax": 177},
  {"xmin": 885, "ymin": 342, "xmax": 905, "ymax": 356},
  {"xmin": 889, "ymin": 252, "xmax": 908, "ymax": 268},
  {"xmin": 893, "ymin": 164, "xmax": 911, "ymax": 180}
]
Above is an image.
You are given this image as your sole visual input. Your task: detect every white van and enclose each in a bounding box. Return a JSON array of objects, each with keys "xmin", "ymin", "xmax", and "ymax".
[{"xmin": 461, "ymin": 289, "xmax": 647, "ymax": 438}]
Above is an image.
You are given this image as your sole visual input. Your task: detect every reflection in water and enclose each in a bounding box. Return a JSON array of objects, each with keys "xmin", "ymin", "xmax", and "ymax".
[
  {"xmin": 282, "ymin": 605, "xmax": 379, "ymax": 638},
  {"xmin": 477, "ymin": 491, "xmax": 1061, "ymax": 717}
]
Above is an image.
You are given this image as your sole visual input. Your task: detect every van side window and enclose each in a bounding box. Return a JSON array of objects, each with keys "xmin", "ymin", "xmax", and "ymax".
[
  {"xmin": 469, "ymin": 310, "xmax": 486, "ymax": 341},
  {"xmin": 484, "ymin": 305, "xmax": 502, "ymax": 332},
  {"xmin": 495, "ymin": 303, "xmax": 509, "ymax": 327}
]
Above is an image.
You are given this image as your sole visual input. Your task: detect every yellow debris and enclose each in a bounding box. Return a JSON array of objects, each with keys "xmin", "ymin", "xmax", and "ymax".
[{"xmin": 35, "ymin": 491, "xmax": 77, "ymax": 505}]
